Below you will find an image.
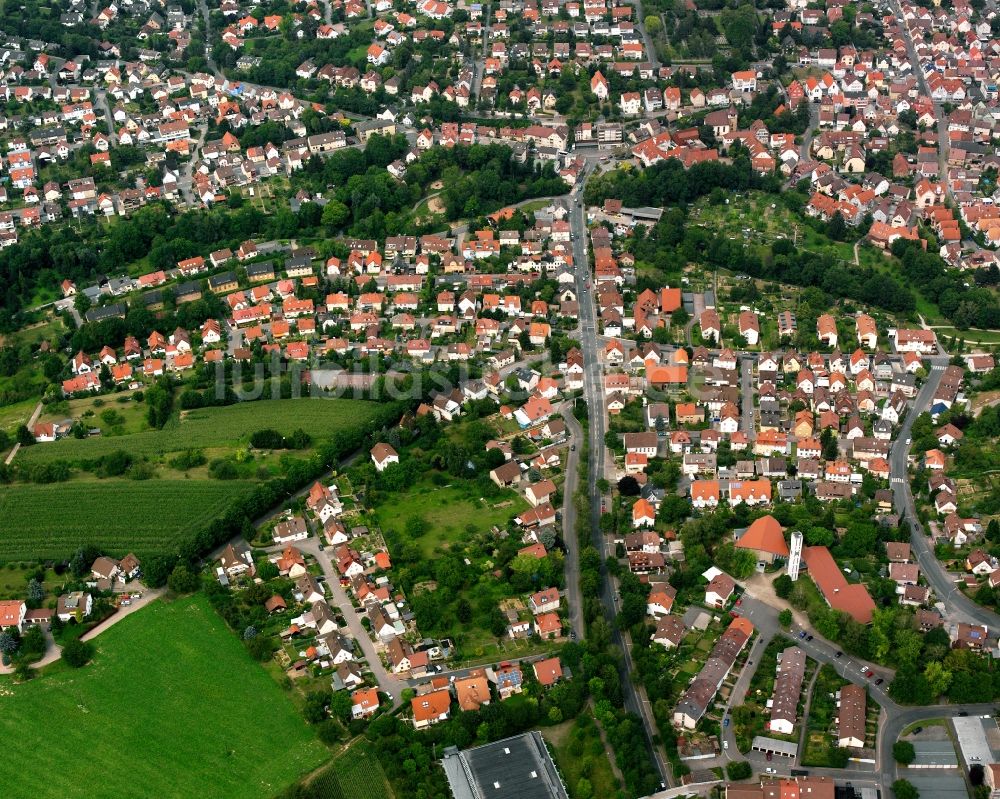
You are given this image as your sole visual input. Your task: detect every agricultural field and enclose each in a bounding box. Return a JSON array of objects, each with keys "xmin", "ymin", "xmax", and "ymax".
[
  {"xmin": 21, "ymin": 398, "xmax": 381, "ymax": 464},
  {"xmin": 0, "ymin": 595, "xmax": 329, "ymax": 799},
  {"xmin": 0, "ymin": 480, "xmax": 255, "ymax": 560},
  {"xmin": 305, "ymin": 742, "xmax": 393, "ymax": 799}
]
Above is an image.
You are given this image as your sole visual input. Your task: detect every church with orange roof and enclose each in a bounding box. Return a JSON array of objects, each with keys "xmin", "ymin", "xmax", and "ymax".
[{"xmin": 735, "ymin": 515, "xmax": 789, "ymax": 565}]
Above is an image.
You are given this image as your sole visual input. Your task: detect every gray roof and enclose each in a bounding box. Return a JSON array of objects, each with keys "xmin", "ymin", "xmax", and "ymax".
[{"xmin": 442, "ymin": 731, "xmax": 569, "ymax": 799}]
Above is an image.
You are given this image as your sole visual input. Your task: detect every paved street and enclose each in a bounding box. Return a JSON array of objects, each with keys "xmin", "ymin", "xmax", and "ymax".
[
  {"xmin": 739, "ymin": 357, "xmax": 755, "ymax": 436},
  {"xmin": 294, "ymin": 538, "xmax": 400, "ymax": 704},
  {"xmin": 560, "ymin": 407, "xmax": 585, "ymax": 639},
  {"xmin": 889, "ymin": 358, "xmax": 1000, "ymax": 629},
  {"xmin": 570, "ymin": 168, "xmax": 671, "ymax": 788}
]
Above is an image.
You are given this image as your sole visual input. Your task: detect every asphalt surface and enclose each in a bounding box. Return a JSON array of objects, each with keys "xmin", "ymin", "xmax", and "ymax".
[
  {"xmin": 740, "ymin": 356, "xmax": 755, "ymax": 436},
  {"xmin": 891, "ymin": 0, "xmax": 949, "ymax": 183},
  {"xmin": 292, "ymin": 538, "xmax": 401, "ymax": 703},
  {"xmin": 889, "ymin": 357, "xmax": 1000, "ymax": 629},
  {"xmin": 560, "ymin": 407, "xmax": 585, "ymax": 639},
  {"xmin": 571, "ymin": 168, "xmax": 671, "ymax": 788}
]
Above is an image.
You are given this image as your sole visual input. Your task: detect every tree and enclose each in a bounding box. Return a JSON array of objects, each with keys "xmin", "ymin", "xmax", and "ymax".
[
  {"xmin": 827, "ymin": 211, "xmax": 846, "ymax": 241},
  {"xmin": 16, "ymin": 425, "xmax": 34, "ymax": 447},
  {"xmin": 773, "ymin": 574, "xmax": 793, "ymax": 599},
  {"xmin": 922, "ymin": 661, "xmax": 952, "ymax": 697},
  {"xmin": 26, "ymin": 578, "xmax": 44, "ymax": 607},
  {"xmin": 617, "ymin": 476, "xmax": 640, "ymax": 496},
  {"xmin": 576, "ymin": 778, "xmax": 593, "ymax": 799},
  {"xmin": 322, "ymin": 200, "xmax": 350, "ymax": 231},
  {"xmin": 167, "ymin": 563, "xmax": 200, "ymax": 594},
  {"xmin": 893, "ymin": 780, "xmax": 919, "ymax": 799},
  {"xmin": 329, "ymin": 689, "xmax": 353, "ymax": 722},
  {"xmin": 893, "ymin": 741, "xmax": 916, "ymax": 765},
  {"xmin": 727, "ymin": 761, "xmax": 752, "ymax": 780},
  {"xmin": 0, "ymin": 630, "xmax": 19, "ymax": 656},
  {"xmin": 715, "ymin": 542, "xmax": 757, "ymax": 579},
  {"xmin": 778, "ymin": 609, "xmax": 793, "ymax": 628},
  {"xmin": 62, "ymin": 638, "xmax": 93, "ymax": 668}
]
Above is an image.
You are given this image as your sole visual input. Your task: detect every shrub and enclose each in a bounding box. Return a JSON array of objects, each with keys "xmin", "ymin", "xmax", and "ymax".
[
  {"xmin": 62, "ymin": 638, "xmax": 93, "ymax": 668},
  {"xmin": 893, "ymin": 741, "xmax": 916, "ymax": 765}
]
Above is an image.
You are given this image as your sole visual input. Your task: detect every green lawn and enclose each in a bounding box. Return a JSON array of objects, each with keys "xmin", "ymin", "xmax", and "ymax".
[
  {"xmin": 42, "ymin": 391, "xmax": 150, "ymax": 436},
  {"xmin": 0, "ymin": 563, "xmax": 65, "ymax": 600},
  {"xmin": 375, "ymin": 481, "xmax": 528, "ymax": 557},
  {"xmin": 2, "ymin": 315, "xmax": 66, "ymax": 348},
  {"xmin": 932, "ymin": 326, "xmax": 1000, "ymax": 345},
  {"xmin": 20, "ymin": 398, "xmax": 381, "ymax": 464},
  {"xmin": 0, "ymin": 596, "xmax": 328, "ymax": 799},
  {"xmin": 305, "ymin": 741, "xmax": 392, "ymax": 799},
  {"xmin": 0, "ymin": 397, "xmax": 39, "ymax": 433},
  {"xmin": 543, "ymin": 711, "xmax": 621, "ymax": 799},
  {"xmin": 0, "ymin": 479, "xmax": 255, "ymax": 560}
]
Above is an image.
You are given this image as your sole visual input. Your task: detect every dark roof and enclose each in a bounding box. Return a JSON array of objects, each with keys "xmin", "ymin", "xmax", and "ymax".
[
  {"xmin": 441, "ymin": 731, "xmax": 569, "ymax": 799},
  {"xmin": 84, "ymin": 302, "xmax": 127, "ymax": 323},
  {"xmin": 208, "ymin": 270, "xmax": 237, "ymax": 289},
  {"xmin": 174, "ymin": 280, "xmax": 202, "ymax": 298}
]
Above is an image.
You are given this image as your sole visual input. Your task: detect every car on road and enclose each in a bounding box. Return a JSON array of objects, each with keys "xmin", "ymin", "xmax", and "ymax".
[
  {"xmin": 570, "ymin": 444, "xmax": 576, "ymax": 451},
  {"xmin": 875, "ymin": 678, "xmax": 884, "ymax": 685},
  {"xmin": 766, "ymin": 768, "xmax": 776, "ymax": 774},
  {"xmin": 799, "ymin": 631, "xmax": 807, "ymax": 639},
  {"xmin": 735, "ymin": 599, "xmax": 742, "ymax": 607},
  {"xmin": 835, "ymin": 651, "xmax": 842, "ymax": 658},
  {"xmin": 913, "ymin": 727, "xmax": 922, "ymax": 734},
  {"xmin": 958, "ymin": 711, "xmax": 968, "ymax": 717},
  {"xmin": 806, "ymin": 635, "xmax": 813, "ymax": 641},
  {"xmin": 724, "ymin": 741, "xmax": 729, "ymax": 750},
  {"xmin": 766, "ymin": 752, "xmax": 772, "ymax": 762},
  {"xmin": 724, "ymin": 717, "xmax": 730, "ymax": 727},
  {"xmin": 865, "ymin": 670, "xmax": 874, "ymax": 678}
]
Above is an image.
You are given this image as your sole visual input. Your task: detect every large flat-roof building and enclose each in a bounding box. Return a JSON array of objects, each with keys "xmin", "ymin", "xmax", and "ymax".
[{"xmin": 442, "ymin": 731, "xmax": 569, "ymax": 799}]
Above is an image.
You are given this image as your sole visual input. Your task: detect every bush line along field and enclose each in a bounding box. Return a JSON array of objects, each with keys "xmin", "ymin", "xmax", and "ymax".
[
  {"xmin": 0, "ymin": 595, "xmax": 328, "ymax": 799},
  {"xmin": 20, "ymin": 398, "xmax": 381, "ymax": 464},
  {"xmin": 0, "ymin": 480, "xmax": 256, "ymax": 560}
]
